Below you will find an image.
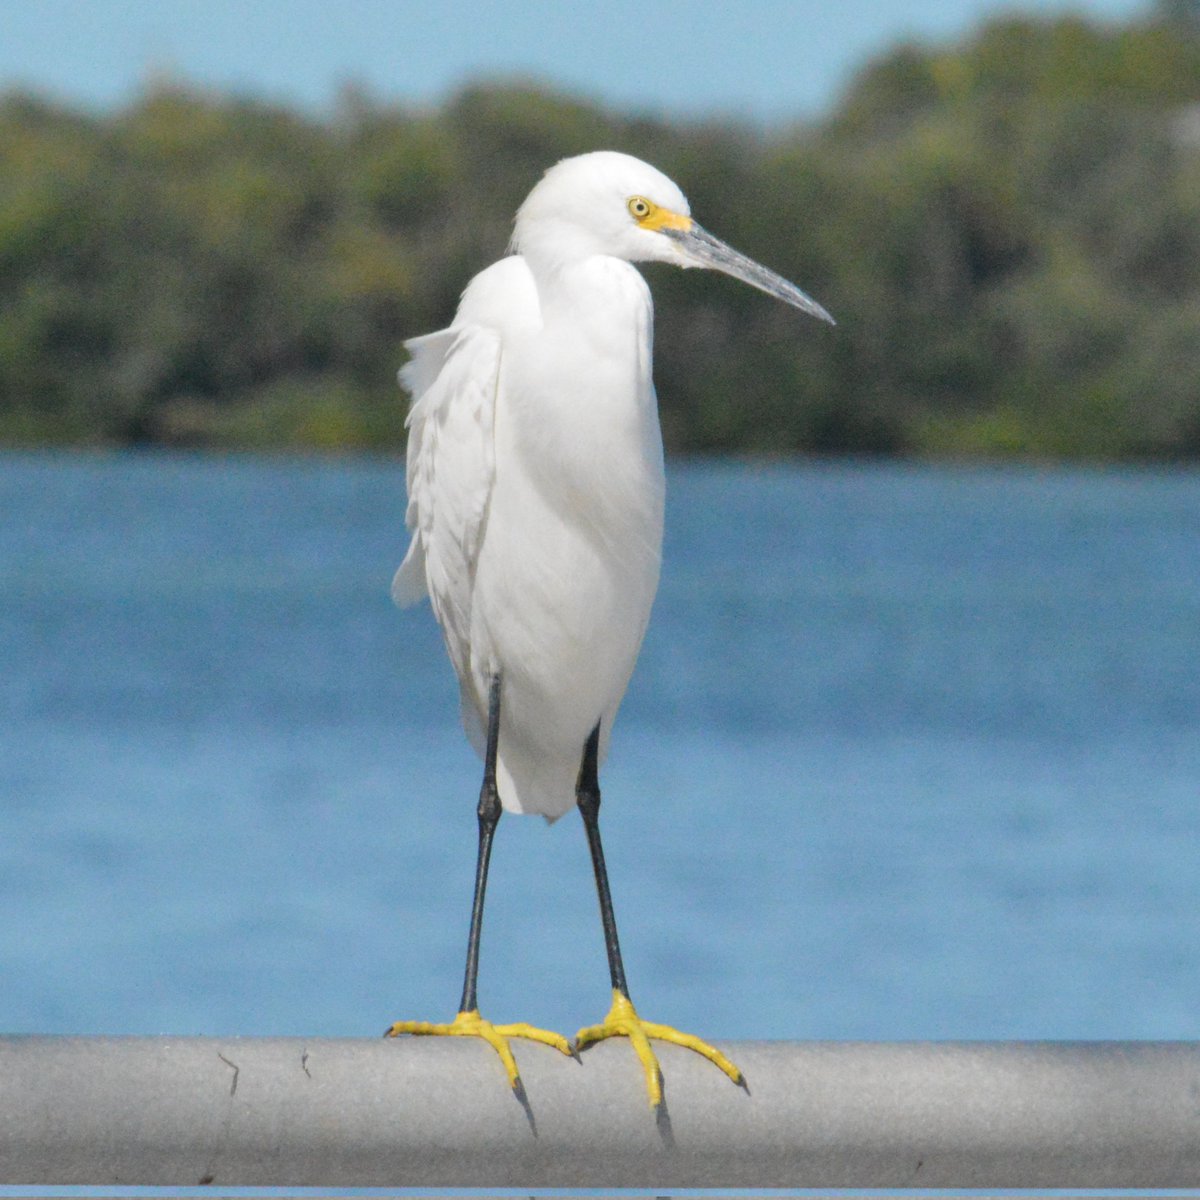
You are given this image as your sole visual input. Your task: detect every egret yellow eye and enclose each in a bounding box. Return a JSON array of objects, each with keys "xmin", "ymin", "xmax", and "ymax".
[{"xmin": 627, "ymin": 196, "xmax": 653, "ymax": 221}]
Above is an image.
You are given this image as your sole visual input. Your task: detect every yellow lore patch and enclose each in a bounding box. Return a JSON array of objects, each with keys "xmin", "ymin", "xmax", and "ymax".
[{"xmin": 627, "ymin": 195, "xmax": 693, "ymax": 233}]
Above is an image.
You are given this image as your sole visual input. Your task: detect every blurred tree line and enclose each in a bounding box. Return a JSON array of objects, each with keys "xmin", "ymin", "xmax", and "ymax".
[{"xmin": 1, "ymin": 5, "xmax": 1199, "ymax": 458}]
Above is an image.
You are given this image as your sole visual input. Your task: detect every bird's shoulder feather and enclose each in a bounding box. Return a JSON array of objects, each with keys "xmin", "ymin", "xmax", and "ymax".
[
  {"xmin": 392, "ymin": 256, "xmax": 540, "ymax": 630},
  {"xmin": 454, "ymin": 255, "xmax": 541, "ymax": 334}
]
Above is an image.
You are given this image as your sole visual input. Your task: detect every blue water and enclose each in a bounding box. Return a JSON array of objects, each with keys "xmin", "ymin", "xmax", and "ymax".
[{"xmin": 1, "ymin": 453, "xmax": 1198, "ymax": 1043}]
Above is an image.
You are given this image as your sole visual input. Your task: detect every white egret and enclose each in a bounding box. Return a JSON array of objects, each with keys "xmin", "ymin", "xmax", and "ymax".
[{"xmin": 386, "ymin": 150, "xmax": 833, "ymax": 1108}]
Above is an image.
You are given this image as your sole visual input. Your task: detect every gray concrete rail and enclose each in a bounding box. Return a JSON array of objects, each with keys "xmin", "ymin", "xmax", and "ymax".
[{"xmin": 1, "ymin": 1036, "xmax": 1199, "ymax": 1188}]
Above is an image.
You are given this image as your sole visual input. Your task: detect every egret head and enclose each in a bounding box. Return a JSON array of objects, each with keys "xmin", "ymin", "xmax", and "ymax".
[{"xmin": 513, "ymin": 151, "xmax": 834, "ymax": 325}]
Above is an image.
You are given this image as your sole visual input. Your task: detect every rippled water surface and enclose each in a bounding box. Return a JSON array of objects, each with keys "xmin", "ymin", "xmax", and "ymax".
[{"xmin": 2, "ymin": 453, "xmax": 1198, "ymax": 1041}]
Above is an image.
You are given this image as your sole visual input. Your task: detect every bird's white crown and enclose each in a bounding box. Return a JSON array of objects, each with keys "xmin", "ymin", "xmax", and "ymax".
[{"xmin": 511, "ymin": 151, "xmax": 692, "ymax": 269}]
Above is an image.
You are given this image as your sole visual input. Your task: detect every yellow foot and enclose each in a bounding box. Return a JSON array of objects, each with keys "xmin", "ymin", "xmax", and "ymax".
[
  {"xmin": 385, "ymin": 1010, "xmax": 572, "ymax": 1092},
  {"xmin": 575, "ymin": 990, "xmax": 743, "ymax": 1108}
]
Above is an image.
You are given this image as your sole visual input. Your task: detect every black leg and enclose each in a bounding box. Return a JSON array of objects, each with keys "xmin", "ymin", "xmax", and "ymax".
[
  {"xmin": 458, "ymin": 674, "xmax": 502, "ymax": 1015},
  {"xmin": 572, "ymin": 718, "xmax": 744, "ymax": 1108},
  {"xmin": 386, "ymin": 673, "xmax": 571, "ymax": 1085},
  {"xmin": 577, "ymin": 721, "xmax": 630, "ymax": 999}
]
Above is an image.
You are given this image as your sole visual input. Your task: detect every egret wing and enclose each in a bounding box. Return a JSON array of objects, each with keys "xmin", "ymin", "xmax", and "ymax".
[
  {"xmin": 393, "ymin": 324, "xmax": 502, "ymax": 690},
  {"xmin": 392, "ymin": 329, "xmax": 457, "ymax": 607}
]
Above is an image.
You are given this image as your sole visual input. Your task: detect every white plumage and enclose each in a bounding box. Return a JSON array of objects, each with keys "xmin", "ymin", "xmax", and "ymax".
[
  {"xmin": 395, "ymin": 150, "xmax": 832, "ymax": 820},
  {"xmin": 386, "ymin": 150, "xmax": 833, "ymax": 1107}
]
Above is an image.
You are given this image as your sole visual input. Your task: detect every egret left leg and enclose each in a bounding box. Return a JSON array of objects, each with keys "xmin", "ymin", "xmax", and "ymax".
[
  {"xmin": 386, "ymin": 674, "xmax": 571, "ymax": 1091},
  {"xmin": 573, "ymin": 723, "xmax": 743, "ymax": 1108}
]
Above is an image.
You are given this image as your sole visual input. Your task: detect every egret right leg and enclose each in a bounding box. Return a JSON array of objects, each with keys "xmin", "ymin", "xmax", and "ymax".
[
  {"xmin": 385, "ymin": 673, "xmax": 572, "ymax": 1093},
  {"xmin": 573, "ymin": 722, "xmax": 743, "ymax": 1108}
]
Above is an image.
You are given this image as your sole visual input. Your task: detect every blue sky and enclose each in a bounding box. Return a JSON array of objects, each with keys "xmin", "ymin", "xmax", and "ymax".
[{"xmin": 4, "ymin": 0, "xmax": 1151, "ymax": 121}]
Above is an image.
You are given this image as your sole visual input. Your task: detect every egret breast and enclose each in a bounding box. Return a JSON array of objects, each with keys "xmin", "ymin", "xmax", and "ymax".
[{"xmin": 469, "ymin": 257, "xmax": 665, "ymax": 818}]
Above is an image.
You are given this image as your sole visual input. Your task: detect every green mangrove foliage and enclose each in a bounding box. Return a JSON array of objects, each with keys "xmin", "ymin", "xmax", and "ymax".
[{"xmin": 1, "ymin": 7, "xmax": 1198, "ymax": 458}]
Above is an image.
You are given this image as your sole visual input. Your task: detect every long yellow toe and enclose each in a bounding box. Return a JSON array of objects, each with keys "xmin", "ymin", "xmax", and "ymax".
[
  {"xmin": 386, "ymin": 1010, "xmax": 572, "ymax": 1090},
  {"xmin": 575, "ymin": 990, "xmax": 743, "ymax": 1108}
]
